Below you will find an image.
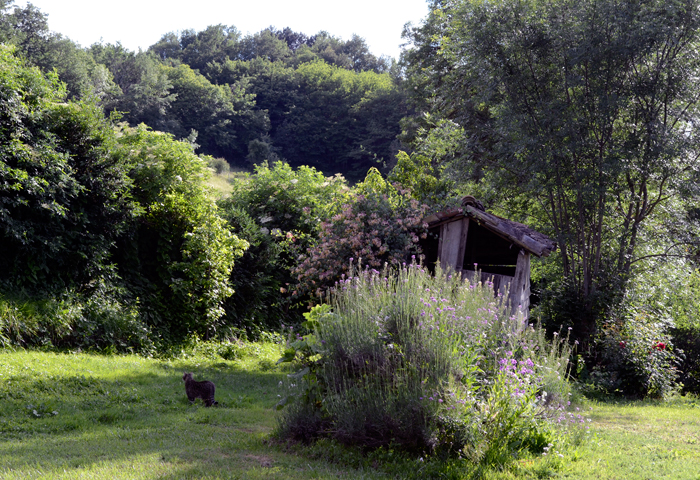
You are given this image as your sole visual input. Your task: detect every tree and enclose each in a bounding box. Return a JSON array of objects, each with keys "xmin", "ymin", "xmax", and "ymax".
[
  {"xmin": 404, "ymin": 0, "xmax": 700, "ymax": 341},
  {"xmin": 273, "ymin": 60, "xmax": 401, "ymax": 180},
  {"xmin": 91, "ymin": 45, "xmax": 176, "ymax": 126},
  {"xmin": 234, "ymin": 29, "xmax": 291, "ymax": 63},
  {"xmin": 181, "ymin": 24, "xmax": 240, "ymax": 72},
  {"xmin": 158, "ymin": 63, "xmax": 269, "ymax": 162},
  {"xmin": 274, "ymin": 27, "xmax": 315, "ymax": 52},
  {"xmin": 3, "ymin": 2, "xmax": 50, "ymax": 61}
]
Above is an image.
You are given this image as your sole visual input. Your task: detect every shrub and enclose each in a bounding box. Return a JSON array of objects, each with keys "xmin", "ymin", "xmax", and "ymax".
[
  {"xmin": 218, "ymin": 161, "xmax": 348, "ymax": 333},
  {"xmin": 114, "ymin": 125, "xmax": 248, "ymax": 343},
  {"xmin": 277, "ymin": 262, "xmax": 576, "ymax": 466},
  {"xmin": 0, "ymin": 46, "xmax": 134, "ymax": 295},
  {"xmin": 204, "ymin": 156, "xmax": 231, "ymax": 175},
  {"xmin": 293, "ymin": 168, "xmax": 431, "ymax": 298},
  {"xmin": 590, "ymin": 311, "xmax": 680, "ymax": 398},
  {"xmin": 0, "ymin": 285, "xmax": 154, "ymax": 355},
  {"xmin": 664, "ymin": 268, "xmax": 700, "ymax": 394},
  {"xmin": 217, "ymin": 205, "xmax": 297, "ymax": 334}
]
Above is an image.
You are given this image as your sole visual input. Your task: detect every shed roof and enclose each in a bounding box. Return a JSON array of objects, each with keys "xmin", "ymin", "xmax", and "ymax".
[{"xmin": 424, "ymin": 196, "xmax": 557, "ymax": 258}]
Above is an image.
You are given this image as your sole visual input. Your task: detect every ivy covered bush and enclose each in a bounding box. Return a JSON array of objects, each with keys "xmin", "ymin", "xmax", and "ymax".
[
  {"xmin": 277, "ymin": 262, "xmax": 580, "ymax": 466},
  {"xmin": 0, "ymin": 46, "xmax": 248, "ymax": 349}
]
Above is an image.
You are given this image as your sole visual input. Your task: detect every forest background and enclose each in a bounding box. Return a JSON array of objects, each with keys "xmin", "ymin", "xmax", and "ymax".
[{"xmin": 2, "ymin": 0, "xmax": 700, "ymax": 403}]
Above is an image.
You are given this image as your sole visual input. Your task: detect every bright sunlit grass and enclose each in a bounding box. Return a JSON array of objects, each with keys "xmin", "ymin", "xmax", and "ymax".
[
  {"xmin": 206, "ymin": 166, "xmax": 249, "ymax": 198},
  {"xmin": 0, "ymin": 346, "xmax": 385, "ymax": 479}
]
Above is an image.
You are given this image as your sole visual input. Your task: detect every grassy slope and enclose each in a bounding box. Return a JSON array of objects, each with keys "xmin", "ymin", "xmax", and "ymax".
[
  {"xmin": 1, "ymin": 348, "xmax": 699, "ymax": 479},
  {"xmin": 205, "ymin": 167, "xmax": 249, "ymax": 199}
]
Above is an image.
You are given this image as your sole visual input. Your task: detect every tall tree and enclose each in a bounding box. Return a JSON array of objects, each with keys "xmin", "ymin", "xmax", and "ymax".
[
  {"xmin": 404, "ymin": 0, "xmax": 700, "ymax": 340},
  {"xmin": 91, "ymin": 44, "xmax": 176, "ymax": 125},
  {"xmin": 160, "ymin": 63, "xmax": 268, "ymax": 162}
]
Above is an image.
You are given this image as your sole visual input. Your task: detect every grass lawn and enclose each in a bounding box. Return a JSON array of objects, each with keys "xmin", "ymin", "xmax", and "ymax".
[{"xmin": 1, "ymin": 345, "xmax": 699, "ymax": 479}]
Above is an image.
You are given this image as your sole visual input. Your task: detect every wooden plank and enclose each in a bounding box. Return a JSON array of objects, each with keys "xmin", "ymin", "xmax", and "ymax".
[
  {"xmin": 456, "ymin": 218, "xmax": 469, "ymax": 272},
  {"xmin": 438, "ymin": 219, "xmax": 466, "ymax": 272},
  {"xmin": 509, "ymin": 250, "xmax": 531, "ymax": 317},
  {"xmin": 464, "ymin": 206, "xmax": 550, "ymax": 257}
]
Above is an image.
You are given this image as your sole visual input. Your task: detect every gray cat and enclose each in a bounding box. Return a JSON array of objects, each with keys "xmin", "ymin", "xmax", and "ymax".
[{"xmin": 182, "ymin": 372, "xmax": 218, "ymax": 407}]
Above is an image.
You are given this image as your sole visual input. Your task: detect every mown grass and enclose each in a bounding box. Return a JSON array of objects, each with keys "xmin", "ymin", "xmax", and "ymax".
[
  {"xmin": 0, "ymin": 345, "xmax": 384, "ymax": 479},
  {"xmin": 1, "ymin": 346, "xmax": 699, "ymax": 479}
]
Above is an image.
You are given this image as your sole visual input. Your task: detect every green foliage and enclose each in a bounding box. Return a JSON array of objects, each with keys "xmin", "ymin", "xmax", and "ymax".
[
  {"xmin": 592, "ymin": 311, "xmax": 680, "ymax": 398},
  {"xmin": 639, "ymin": 267, "xmax": 700, "ymax": 394},
  {"xmin": 218, "ymin": 162, "xmax": 348, "ymax": 333},
  {"xmin": 92, "ymin": 46, "xmax": 176, "ymax": 126},
  {"xmin": 277, "ymin": 262, "xmax": 577, "ymax": 466},
  {"xmin": 204, "ymin": 155, "xmax": 231, "ymax": 175},
  {"xmin": 274, "ymin": 60, "xmax": 402, "ymax": 180},
  {"xmin": 387, "ymin": 151, "xmax": 454, "ymax": 207},
  {"xmin": 0, "ymin": 287, "xmax": 154, "ymax": 354},
  {"xmin": 114, "ymin": 125, "xmax": 247, "ymax": 342},
  {"xmin": 159, "ymin": 63, "xmax": 267, "ymax": 160},
  {"xmin": 0, "ymin": 3, "xmax": 119, "ymax": 102},
  {"xmin": 0, "ymin": 45, "xmax": 133, "ymax": 294}
]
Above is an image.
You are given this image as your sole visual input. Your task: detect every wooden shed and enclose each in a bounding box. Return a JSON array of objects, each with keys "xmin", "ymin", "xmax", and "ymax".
[{"xmin": 422, "ymin": 196, "xmax": 556, "ymax": 316}]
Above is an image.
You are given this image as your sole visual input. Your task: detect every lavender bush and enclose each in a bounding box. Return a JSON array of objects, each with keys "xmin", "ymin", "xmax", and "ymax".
[{"xmin": 277, "ymin": 261, "xmax": 581, "ymax": 466}]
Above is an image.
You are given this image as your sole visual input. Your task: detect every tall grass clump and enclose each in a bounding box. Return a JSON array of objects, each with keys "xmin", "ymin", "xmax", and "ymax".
[{"xmin": 277, "ymin": 261, "xmax": 577, "ymax": 467}]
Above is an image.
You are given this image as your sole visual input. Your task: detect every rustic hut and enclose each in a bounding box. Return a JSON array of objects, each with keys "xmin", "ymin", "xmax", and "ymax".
[{"xmin": 422, "ymin": 196, "xmax": 556, "ymax": 316}]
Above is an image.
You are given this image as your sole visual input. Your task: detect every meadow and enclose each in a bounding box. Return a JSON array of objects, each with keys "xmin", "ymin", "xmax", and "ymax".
[{"xmin": 1, "ymin": 345, "xmax": 699, "ymax": 480}]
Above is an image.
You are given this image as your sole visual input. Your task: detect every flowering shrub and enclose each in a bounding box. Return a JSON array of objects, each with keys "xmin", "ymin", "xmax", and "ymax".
[
  {"xmin": 218, "ymin": 162, "xmax": 348, "ymax": 334},
  {"xmin": 591, "ymin": 311, "xmax": 680, "ymax": 398},
  {"xmin": 293, "ymin": 168, "xmax": 431, "ymax": 297},
  {"xmin": 277, "ymin": 262, "xmax": 581, "ymax": 466}
]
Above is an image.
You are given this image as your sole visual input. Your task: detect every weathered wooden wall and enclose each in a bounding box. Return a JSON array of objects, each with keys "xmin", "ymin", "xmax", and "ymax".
[
  {"xmin": 436, "ymin": 217, "xmax": 531, "ymax": 318},
  {"xmin": 438, "ymin": 218, "xmax": 469, "ymax": 273}
]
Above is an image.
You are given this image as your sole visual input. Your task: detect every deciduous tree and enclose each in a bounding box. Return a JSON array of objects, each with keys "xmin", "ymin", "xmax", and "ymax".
[{"xmin": 404, "ymin": 0, "xmax": 700, "ymax": 340}]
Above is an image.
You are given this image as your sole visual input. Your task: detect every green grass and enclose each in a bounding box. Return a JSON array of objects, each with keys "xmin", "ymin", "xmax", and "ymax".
[
  {"xmin": 206, "ymin": 167, "xmax": 249, "ymax": 198},
  {"xmin": 551, "ymin": 398, "xmax": 700, "ymax": 480},
  {"xmin": 1, "ymin": 346, "xmax": 700, "ymax": 479},
  {"xmin": 0, "ymin": 345, "xmax": 384, "ymax": 479}
]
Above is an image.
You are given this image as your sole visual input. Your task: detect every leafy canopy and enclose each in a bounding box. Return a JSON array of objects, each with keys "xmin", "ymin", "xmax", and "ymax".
[{"xmin": 404, "ymin": 0, "xmax": 700, "ymax": 339}]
